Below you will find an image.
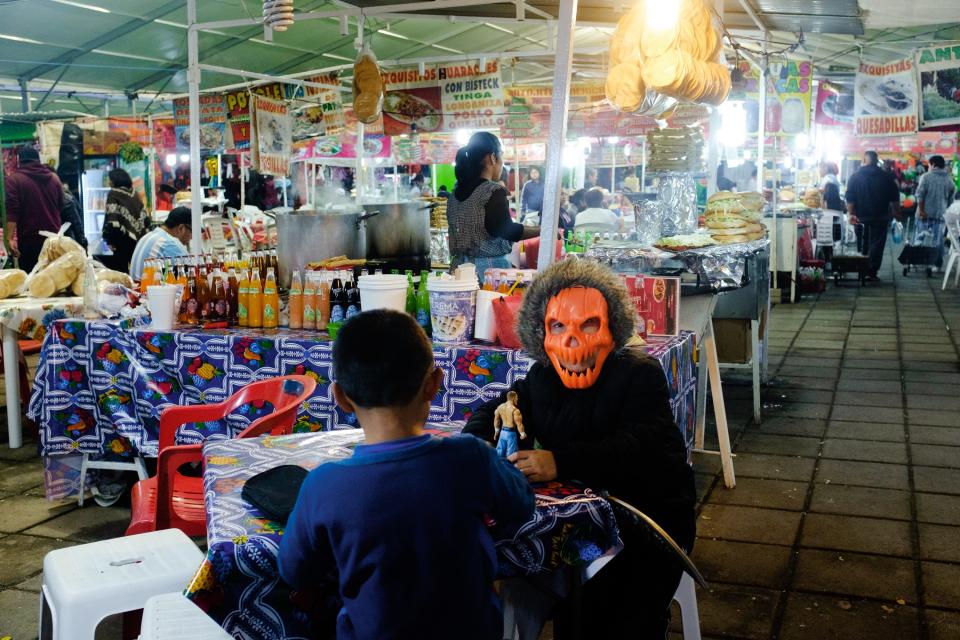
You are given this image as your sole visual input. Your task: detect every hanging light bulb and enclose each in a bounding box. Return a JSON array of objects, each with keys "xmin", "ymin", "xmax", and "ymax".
[{"xmin": 263, "ymin": 0, "xmax": 295, "ymax": 32}]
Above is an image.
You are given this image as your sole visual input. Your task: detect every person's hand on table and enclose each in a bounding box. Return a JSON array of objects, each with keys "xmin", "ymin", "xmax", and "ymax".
[
  {"xmin": 508, "ymin": 449, "xmax": 557, "ymax": 483},
  {"xmin": 7, "ymin": 237, "xmax": 19, "ymax": 258}
]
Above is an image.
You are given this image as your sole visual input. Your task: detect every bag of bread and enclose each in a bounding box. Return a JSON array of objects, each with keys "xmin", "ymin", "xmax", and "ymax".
[
  {"xmin": 0, "ymin": 269, "xmax": 27, "ymax": 299},
  {"xmin": 69, "ymin": 262, "xmax": 133, "ymax": 296},
  {"xmin": 352, "ymin": 47, "xmax": 384, "ymax": 124},
  {"xmin": 33, "ymin": 223, "xmax": 85, "ymax": 276},
  {"xmin": 27, "ymin": 251, "xmax": 85, "ymax": 298}
]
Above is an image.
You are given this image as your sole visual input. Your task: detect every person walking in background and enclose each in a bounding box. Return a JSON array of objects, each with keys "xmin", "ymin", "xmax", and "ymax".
[
  {"xmin": 102, "ymin": 168, "xmax": 149, "ymax": 273},
  {"xmin": 916, "ymin": 155, "xmax": 956, "ymax": 222},
  {"xmin": 520, "ymin": 167, "xmax": 544, "ymax": 221},
  {"xmin": 4, "ymin": 147, "xmax": 63, "ymax": 273},
  {"xmin": 845, "ymin": 151, "xmax": 901, "ymax": 281}
]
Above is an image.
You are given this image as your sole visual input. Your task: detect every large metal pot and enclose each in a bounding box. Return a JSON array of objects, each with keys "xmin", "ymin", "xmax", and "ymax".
[
  {"xmin": 361, "ymin": 201, "xmax": 432, "ymax": 270},
  {"xmin": 275, "ymin": 208, "xmax": 379, "ymax": 288}
]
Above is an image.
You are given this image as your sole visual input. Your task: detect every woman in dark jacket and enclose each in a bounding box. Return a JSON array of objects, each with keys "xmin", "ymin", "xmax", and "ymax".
[
  {"xmin": 102, "ymin": 168, "xmax": 149, "ymax": 272},
  {"xmin": 445, "ymin": 132, "xmax": 539, "ymax": 275},
  {"xmin": 60, "ymin": 185, "xmax": 87, "ymax": 250},
  {"xmin": 520, "ymin": 167, "xmax": 544, "ymax": 221}
]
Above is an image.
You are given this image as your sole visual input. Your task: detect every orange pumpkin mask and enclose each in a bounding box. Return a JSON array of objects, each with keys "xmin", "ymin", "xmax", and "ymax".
[{"xmin": 543, "ymin": 286, "xmax": 614, "ymax": 389}]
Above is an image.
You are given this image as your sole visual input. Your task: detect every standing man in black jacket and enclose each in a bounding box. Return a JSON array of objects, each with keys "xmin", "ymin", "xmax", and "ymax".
[
  {"xmin": 464, "ymin": 259, "xmax": 695, "ymax": 639},
  {"xmin": 845, "ymin": 150, "xmax": 901, "ymax": 280}
]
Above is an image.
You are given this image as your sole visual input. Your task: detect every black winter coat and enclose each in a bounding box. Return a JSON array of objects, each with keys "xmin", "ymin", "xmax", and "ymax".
[{"xmin": 464, "ymin": 347, "xmax": 696, "ymax": 548}]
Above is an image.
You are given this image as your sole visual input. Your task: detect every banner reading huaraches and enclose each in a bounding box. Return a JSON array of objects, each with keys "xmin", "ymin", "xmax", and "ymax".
[{"xmin": 854, "ymin": 58, "xmax": 918, "ymax": 136}]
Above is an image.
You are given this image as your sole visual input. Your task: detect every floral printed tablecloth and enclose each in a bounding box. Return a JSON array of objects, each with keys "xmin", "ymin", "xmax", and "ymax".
[
  {"xmin": 0, "ymin": 296, "xmax": 83, "ymax": 340},
  {"xmin": 28, "ymin": 321, "xmax": 696, "ymax": 499},
  {"xmin": 185, "ymin": 426, "xmax": 620, "ymax": 640}
]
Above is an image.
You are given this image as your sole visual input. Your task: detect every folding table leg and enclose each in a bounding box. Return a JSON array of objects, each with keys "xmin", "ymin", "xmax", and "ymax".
[
  {"xmin": 703, "ymin": 323, "xmax": 736, "ymax": 489},
  {"xmin": 694, "ymin": 339, "xmax": 709, "ymax": 450},
  {"xmin": 3, "ymin": 325, "xmax": 23, "ymax": 448}
]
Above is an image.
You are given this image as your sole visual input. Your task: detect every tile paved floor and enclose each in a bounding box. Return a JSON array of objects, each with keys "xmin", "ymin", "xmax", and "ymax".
[{"xmin": 0, "ymin": 243, "xmax": 958, "ymax": 639}]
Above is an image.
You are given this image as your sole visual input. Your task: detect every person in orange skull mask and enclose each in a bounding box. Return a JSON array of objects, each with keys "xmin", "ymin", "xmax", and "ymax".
[{"xmin": 465, "ymin": 258, "xmax": 695, "ymax": 639}]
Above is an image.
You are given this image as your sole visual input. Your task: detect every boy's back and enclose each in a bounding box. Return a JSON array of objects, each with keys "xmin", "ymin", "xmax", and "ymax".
[{"xmin": 279, "ymin": 433, "xmax": 533, "ymax": 640}]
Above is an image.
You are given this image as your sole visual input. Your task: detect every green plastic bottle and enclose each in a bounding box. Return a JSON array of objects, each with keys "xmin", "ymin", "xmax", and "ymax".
[
  {"xmin": 415, "ymin": 270, "xmax": 431, "ymax": 336},
  {"xmin": 405, "ymin": 271, "xmax": 417, "ymax": 315}
]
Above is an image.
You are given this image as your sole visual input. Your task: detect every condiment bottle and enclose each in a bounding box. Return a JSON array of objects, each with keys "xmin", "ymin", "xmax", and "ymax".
[
  {"xmin": 210, "ymin": 268, "xmax": 228, "ymax": 321},
  {"xmin": 165, "ymin": 259, "xmax": 177, "ymax": 285},
  {"xmin": 237, "ymin": 269, "xmax": 250, "ymax": 327},
  {"xmin": 302, "ymin": 271, "xmax": 317, "ymax": 330},
  {"xmin": 288, "ymin": 270, "xmax": 304, "ymax": 330},
  {"xmin": 227, "ymin": 267, "xmax": 239, "ymax": 325},
  {"xmin": 316, "ymin": 272, "xmax": 331, "ymax": 331},
  {"xmin": 262, "ymin": 268, "xmax": 279, "ymax": 329},
  {"xmin": 247, "ymin": 269, "xmax": 263, "ymax": 328},
  {"xmin": 182, "ymin": 264, "xmax": 198, "ymax": 325}
]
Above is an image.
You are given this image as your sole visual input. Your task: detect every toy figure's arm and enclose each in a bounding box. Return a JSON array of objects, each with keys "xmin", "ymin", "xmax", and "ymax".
[{"xmin": 514, "ymin": 408, "xmax": 526, "ymax": 439}]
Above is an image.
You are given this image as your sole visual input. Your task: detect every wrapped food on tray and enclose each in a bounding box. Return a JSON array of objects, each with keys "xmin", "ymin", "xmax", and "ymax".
[{"xmin": 0, "ymin": 269, "xmax": 27, "ymax": 299}]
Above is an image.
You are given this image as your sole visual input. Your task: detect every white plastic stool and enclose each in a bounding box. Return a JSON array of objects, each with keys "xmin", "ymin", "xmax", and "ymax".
[
  {"xmin": 138, "ymin": 592, "xmax": 232, "ymax": 639},
  {"xmin": 673, "ymin": 572, "xmax": 702, "ymax": 640},
  {"xmin": 39, "ymin": 528, "xmax": 204, "ymax": 640}
]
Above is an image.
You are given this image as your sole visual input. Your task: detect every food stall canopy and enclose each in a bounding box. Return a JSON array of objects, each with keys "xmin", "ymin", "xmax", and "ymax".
[{"xmin": 1, "ymin": 0, "xmax": 959, "ymax": 113}]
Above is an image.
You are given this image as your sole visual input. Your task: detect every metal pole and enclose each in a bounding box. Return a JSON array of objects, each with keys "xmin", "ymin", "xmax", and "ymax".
[
  {"xmin": 187, "ymin": 0, "xmax": 203, "ymax": 254},
  {"xmin": 611, "ymin": 141, "xmax": 616, "ymax": 192},
  {"xmin": 536, "ymin": 0, "xmax": 578, "ymax": 270},
  {"xmin": 513, "ymin": 137, "xmax": 521, "ymax": 215},
  {"xmin": 640, "ymin": 137, "xmax": 646, "ymax": 193},
  {"xmin": 18, "ymin": 79, "xmax": 29, "ymax": 112},
  {"xmin": 355, "ymin": 121, "xmax": 365, "ymax": 205}
]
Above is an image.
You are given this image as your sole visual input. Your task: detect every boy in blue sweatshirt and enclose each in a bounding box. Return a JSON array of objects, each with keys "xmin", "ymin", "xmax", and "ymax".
[{"xmin": 279, "ymin": 309, "xmax": 535, "ymax": 640}]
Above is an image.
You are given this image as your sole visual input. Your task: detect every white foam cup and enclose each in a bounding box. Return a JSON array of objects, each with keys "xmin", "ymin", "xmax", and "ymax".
[
  {"xmin": 146, "ymin": 285, "xmax": 179, "ymax": 330},
  {"xmin": 357, "ymin": 274, "xmax": 409, "ymax": 312}
]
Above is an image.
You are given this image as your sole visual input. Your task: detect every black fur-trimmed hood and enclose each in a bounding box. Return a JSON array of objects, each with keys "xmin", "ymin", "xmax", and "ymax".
[{"xmin": 517, "ymin": 258, "xmax": 636, "ymax": 365}]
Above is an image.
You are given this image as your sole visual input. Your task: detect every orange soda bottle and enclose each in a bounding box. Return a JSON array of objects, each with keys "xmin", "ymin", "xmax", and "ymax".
[
  {"xmin": 288, "ymin": 270, "xmax": 304, "ymax": 330},
  {"xmin": 262, "ymin": 268, "xmax": 279, "ymax": 329},
  {"xmin": 247, "ymin": 270, "xmax": 263, "ymax": 328}
]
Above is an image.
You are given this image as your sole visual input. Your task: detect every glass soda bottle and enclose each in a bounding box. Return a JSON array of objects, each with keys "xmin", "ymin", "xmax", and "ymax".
[
  {"xmin": 416, "ymin": 270, "xmax": 431, "ymax": 336},
  {"xmin": 316, "ymin": 273, "xmax": 330, "ymax": 331},
  {"xmin": 247, "ymin": 270, "xmax": 263, "ymax": 328},
  {"xmin": 405, "ymin": 271, "xmax": 417, "ymax": 315},
  {"xmin": 329, "ymin": 273, "xmax": 345, "ymax": 323},
  {"xmin": 302, "ymin": 271, "xmax": 317, "ymax": 330},
  {"xmin": 345, "ymin": 273, "xmax": 360, "ymax": 319},
  {"xmin": 288, "ymin": 270, "xmax": 304, "ymax": 330},
  {"xmin": 262, "ymin": 268, "xmax": 279, "ymax": 329},
  {"xmin": 237, "ymin": 269, "xmax": 250, "ymax": 328}
]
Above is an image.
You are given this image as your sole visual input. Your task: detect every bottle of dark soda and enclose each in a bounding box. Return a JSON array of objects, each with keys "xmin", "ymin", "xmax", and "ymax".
[
  {"xmin": 345, "ymin": 273, "xmax": 361, "ymax": 319},
  {"xmin": 329, "ymin": 272, "xmax": 346, "ymax": 323}
]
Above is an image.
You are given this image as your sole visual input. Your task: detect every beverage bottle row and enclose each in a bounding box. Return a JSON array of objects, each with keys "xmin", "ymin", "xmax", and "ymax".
[
  {"xmin": 481, "ymin": 270, "xmax": 529, "ymax": 294},
  {"xmin": 287, "ymin": 269, "xmax": 361, "ymax": 331}
]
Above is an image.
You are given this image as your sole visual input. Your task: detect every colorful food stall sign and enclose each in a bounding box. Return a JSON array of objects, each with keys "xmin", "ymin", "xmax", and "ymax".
[
  {"xmin": 173, "ymin": 95, "xmax": 227, "ymax": 153},
  {"xmin": 834, "ymin": 129, "xmax": 959, "ymax": 155},
  {"xmin": 815, "ymin": 79, "xmax": 854, "ymax": 126},
  {"xmin": 854, "ymin": 58, "xmax": 918, "ymax": 136},
  {"xmin": 299, "ymin": 72, "xmax": 345, "ymax": 136},
  {"xmin": 731, "ymin": 59, "xmax": 813, "ymax": 137},
  {"xmin": 382, "ymin": 61, "xmax": 504, "ymax": 136},
  {"xmin": 394, "ymin": 133, "xmax": 459, "ymax": 164},
  {"xmin": 293, "ymin": 133, "xmax": 391, "ymax": 162},
  {"xmin": 224, "ymin": 90, "xmax": 251, "ymax": 151},
  {"xmin": 915, "ymin": 43, "xmax": 960, "ymax": 129},
  {"xmin": 251, "ymin": 94, "xmax": 292, "ymax": 176}
]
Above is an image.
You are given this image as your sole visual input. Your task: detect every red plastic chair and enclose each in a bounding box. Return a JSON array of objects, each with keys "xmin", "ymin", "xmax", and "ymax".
[{"xmin": 126, "ymin": 375, "xmax": 317, "ymax": 537}]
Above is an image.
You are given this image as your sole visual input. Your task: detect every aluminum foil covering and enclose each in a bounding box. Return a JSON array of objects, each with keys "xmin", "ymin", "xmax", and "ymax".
[
  {"xmin": 587, "ymin": 238, "xmax": 770, "ymax": 289},
  {"xmin": 430, "ymin": 228, "xmax": 451, "ymax": 266},
  {"xmin": 655, "ymin": 172, "xmax": 700, "ymax": 235}
]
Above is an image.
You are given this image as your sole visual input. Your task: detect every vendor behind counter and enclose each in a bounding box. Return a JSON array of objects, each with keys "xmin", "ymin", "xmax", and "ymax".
[{"xmin": 446, "ymin": 132, "xmax": 539, "ymax": 275}]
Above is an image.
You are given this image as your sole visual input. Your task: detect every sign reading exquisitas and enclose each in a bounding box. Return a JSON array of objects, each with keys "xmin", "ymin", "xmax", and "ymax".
[{"xmin": 854, "ymin": 58, "xmax": 919, "ymax": 136}]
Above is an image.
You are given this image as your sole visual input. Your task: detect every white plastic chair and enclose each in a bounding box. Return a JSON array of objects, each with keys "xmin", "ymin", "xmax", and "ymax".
[
  {"xmin": 39, "ymin": 529, "xmax": 204, "ymax": 640},
  {"xmin": 673, "ymin": 572, "xmax": 702, "ymax": 640},
  {"xmin": 138, "ymin": 592, "xmax": 232, "ymax": 639},
  {"xmin": 942, "ymin": 212, "xmax": 960, "ymax": 290}
]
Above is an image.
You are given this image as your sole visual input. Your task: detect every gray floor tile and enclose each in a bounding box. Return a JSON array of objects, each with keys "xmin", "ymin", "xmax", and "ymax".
[
  {"xmin": 779, "ymin": 592, "xmax": 919, "ymax": 640},
  {"xmin": 832, "ymin": 391, "xmax": 903, "ymax": 408},
  {"xmin": 831, "ymin": 404, "xmax": 904, "ymax": 424},
  {"xmin": 840, "ymin": 369, "xmax": 903, "ymax": 382},
  {"xmin": 912, "ymin": 466, "xmax": 960, "ymax": 495},
  {"xmin": 820, "ymin": 439, "xmax": 908, "ymax": 464},
  {"xmin": 779, "ymin": 402, "xmax": 832, "ymax": 420},
  {"xmin": 910, "ymin": 426, "xmax": 960, "ymax": 447},
  {"xmin": 928, "ymin": 609, "xmax": 960, "ymax": 640},
  {"xmin": 752, "ymin": 416, "xmax": 825, "ymax": 438},
  {"xmin": 918, "ymin": 523, "xmax": 960, "ymax": 562},
  {"xmin": 0, "ymin": 534, "xmax": 76, "ymax": 587},
  {"xmin": 737, "ymin": 433, "xmax": 821, "ymax": 457},
  {"xmin": 766, "ymin": 388, "xmax": 834, "ymax": 405},
  {"xmin": 800, "ymin": 513, "xmax": 912, "ymax": 557},
  {"xmin": 815, "ymin": 460, "xmax": 910, "ymax": 490},
  {"xmin": 692, "ymin": 539, "xmax": 792, "ymax": 589},
  {"xmin": 827, "ymin": 421, "xmax": 905, "ymax": 442},
  {"xmin": 793, "ymin": 549, "xmax": 917, "ymax": 602},
  {"xmin": 0, "ymin": 496, "xmax": 76, "ymax": 534},
  {"xmin": 837, "ymin": 379, "xmax": 902, "ymax": 393},
  {"xmin": 707, "ymin": 477, "xmax": 808, "ymax": 511},
  {"xmin": 907, "ymin": 394, "xmax": 960, "ymax": 411},
  {"xmin": 907, "ymin": 409, "xmax": 959, "ymax": 428},
  {"xmin": 23, "ymin": 504, "xmax": 130, "ymax": 543},
  {"xmin": 916, "ymin": 493, "xmax": 960, "ymax": 525},
  {"xmin": 731, "ymin": 453, "xmax": 817, "ymax": 482},
  {"xmin": 910, "ymin": 443, "xmax": 960, "ymax": 468},
  {"xmin": 693, "ymin": 584, "xmax": 780, "ymax": 640},
  {"xmin": 922, "ymin": 561, "xmax": 960, "ymax": 609},
  {"xmin": 697, "ymin": 504, "xmax": 801, "ymax": 546}
]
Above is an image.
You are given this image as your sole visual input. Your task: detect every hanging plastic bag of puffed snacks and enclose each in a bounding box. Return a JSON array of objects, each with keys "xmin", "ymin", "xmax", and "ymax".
[{"xmin": 352, "ymin": 46, "xmax": 384, "ymax": 124}]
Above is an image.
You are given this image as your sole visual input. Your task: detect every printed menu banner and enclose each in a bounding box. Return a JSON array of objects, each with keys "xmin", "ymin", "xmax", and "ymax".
[
  {"xmin": 815, "ymin": 79, "xmax": 854, "ymax": 126},
  {"xmin": 224, "ymin": 90, "xmax": 251, "ymax": 151},
  {"xmin": 301, "ymin": 72, "xmax": 345, "ymax": 136},
  {"xmin": 854, "ymin": 58, "xmax": 918, "ymax": 136},
  {"xmin": 625, "ymin": 275, "xmax": 680, "ymax": 337},
  {"xmin": 251, "ymin": 94, "xmax": 292, "ymax": 176},
  {"xmin": 173, "ymin": 94, "xmax": 227, "ymax": 153},
  {"xmin": 730, "ymin": 59, "xmax": 813, "ymax": 137},
  {"xmin": 835, "ymin": 129, "xmax": 960, "ymax": 155},
  {"xmin": 292, "ymin": 134, "xmax": 391, "ymax": 164},
  {"xmin": 915, "ymin": 43, "xmax": 960, "ymax": 129},
  {"xmin": 381, "ymin": 61, "xmax": 504, "ymax": 136}
]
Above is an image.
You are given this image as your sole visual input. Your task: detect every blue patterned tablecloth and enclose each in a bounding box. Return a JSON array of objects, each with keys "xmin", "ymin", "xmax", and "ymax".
[
  {"xmin": 28, "ymin": 321, "xmax": 696, "ymax": 499},
  {"xmin": 186, "ymin": 426, "xmax": 620, "ymax": 639}
]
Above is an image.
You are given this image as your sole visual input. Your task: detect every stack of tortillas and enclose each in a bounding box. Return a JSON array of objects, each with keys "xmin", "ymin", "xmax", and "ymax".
[
  {"xmin": 352, "ymin": 47, "xmax": 385, "ymax": 124},
  {"xmin": 704, "ymin": 191, "xmax": 767, "ymax": 244},
  {"xmin": 605, "ymin": 0, "xmax": 730, "ymax": 112},
  {"xmin": 646, "ymin": 126, "xmax": 704, "ymax": 172}
]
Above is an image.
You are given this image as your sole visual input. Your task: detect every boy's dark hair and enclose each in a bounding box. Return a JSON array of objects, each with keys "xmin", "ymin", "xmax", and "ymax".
[
  {"xmin": 333, "ymin": 309, "xmax": 435, "ymax": 408},
  {"xmin": 109, "ymin": 168, "xmax": 133, "ymax": 190},
  {"xmin": 585, "ymin": 187, "xmax": 605, "ymax": 208},
  {"xmin": 930, "ymin": 155, "xmax": 946, "ymax": 169}
]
